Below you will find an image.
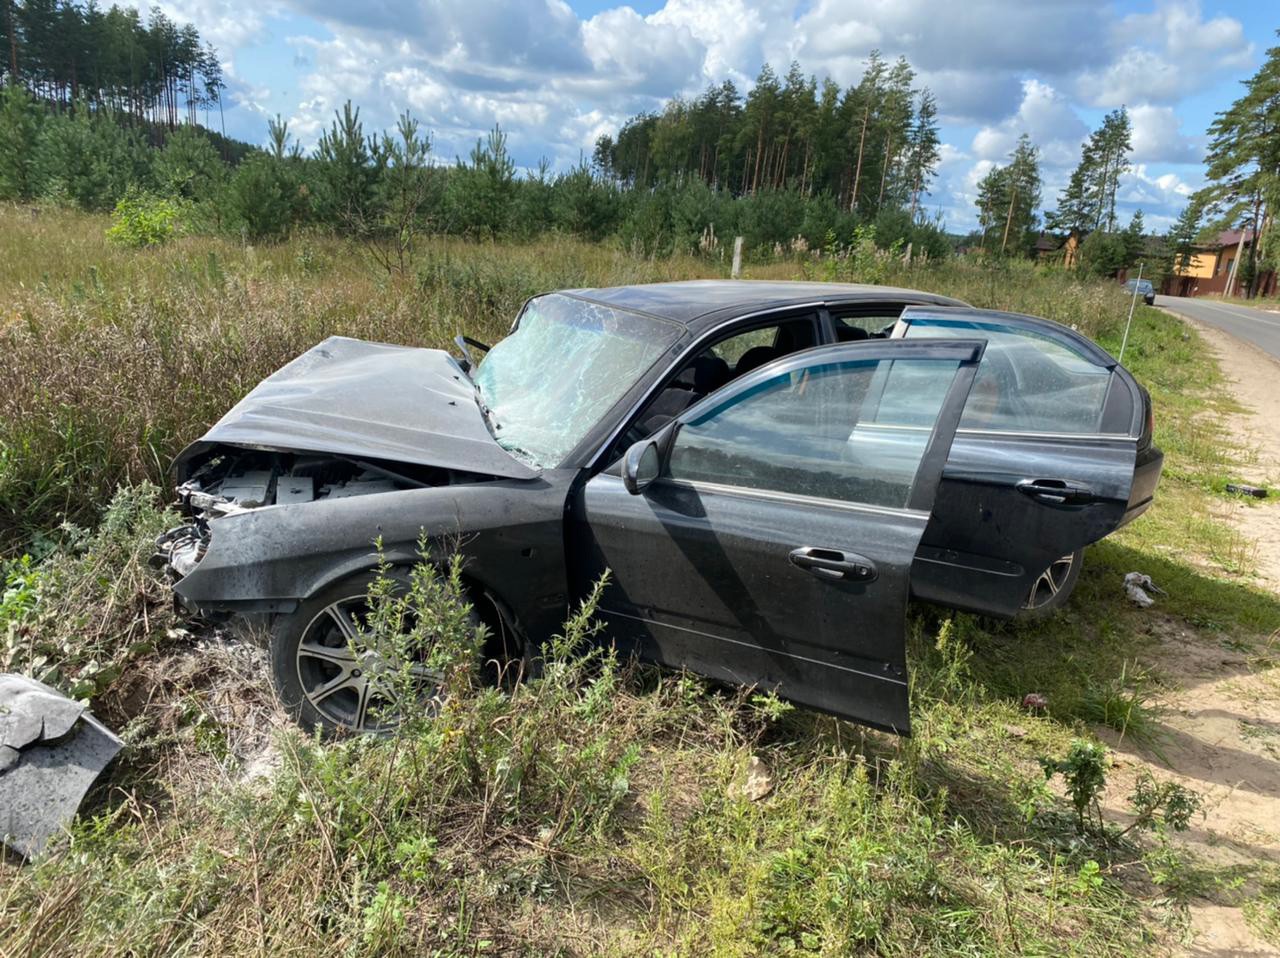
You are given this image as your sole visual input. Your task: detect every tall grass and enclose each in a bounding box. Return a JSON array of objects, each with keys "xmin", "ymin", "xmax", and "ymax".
[
  {"xmin": 0, "ymin": 207, "xmax": 727, "ymax": 546},
  {"xmin": 0, "ymin": 203, "xmax": 1179, "ymax": 549},
  {"xmin": 0, "ymin": 553, "xmax": 1153, "ymax": 957},
  {"xmin": 4, "ymin": 206, "xmax": 1280, "ymax": 954}
]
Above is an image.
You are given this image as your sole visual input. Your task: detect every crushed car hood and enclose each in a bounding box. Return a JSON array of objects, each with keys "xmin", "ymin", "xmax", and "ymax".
[{"xmin": 176, "ymin": 336, "xmax": 540, "ymax": 480}]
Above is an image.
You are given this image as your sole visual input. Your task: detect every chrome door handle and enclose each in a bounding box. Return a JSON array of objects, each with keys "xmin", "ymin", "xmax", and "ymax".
[
  {"xmin": 1016, "ymin": 478, "xmax": 1095, "ymax": 505},
  {"xmin": 788, "ymin": 547, "xmax": 878, "ymax": 582}
]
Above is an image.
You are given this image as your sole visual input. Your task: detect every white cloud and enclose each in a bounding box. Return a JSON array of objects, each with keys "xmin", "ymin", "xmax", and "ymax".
[
  {"xmin": 178, "ymin": 0, "xmax": 1255, "ymax": 231},
  {"xmin": 971, "ymin": 80, "xmax": 1088, "ymax": 167},
  {"xmin": 1114, "ymin": 164, "xmax": 1199, "ymax": 231},
  {"xmin": 1077, "ymin": 0, "xmax": 1252, "ymax": 106},
  {"xmin": 120, "ymin": 0, "xmax": 284, "ymax": 54},
  {"xmin": 1128, "ymin": 103, "xmax": 1202, "ymax": 165}
]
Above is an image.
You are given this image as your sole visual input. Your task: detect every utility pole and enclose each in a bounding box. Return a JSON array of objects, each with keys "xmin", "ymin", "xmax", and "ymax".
[{"xmin": 1226, "ymin": 224, "xmax": 1248, "ymax": 298}]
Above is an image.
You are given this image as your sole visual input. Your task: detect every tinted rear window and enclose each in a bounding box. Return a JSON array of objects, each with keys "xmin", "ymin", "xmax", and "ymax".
[{"xmin": 904, "ymin": 318, "xmax": 1112, "ymax": 434}]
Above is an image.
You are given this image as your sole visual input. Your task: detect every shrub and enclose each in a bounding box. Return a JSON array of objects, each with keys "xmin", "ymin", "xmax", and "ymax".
[
  {"xmin": 1040, "ymin": 739, "xmax": 1109, "ymax": 833},
  {"xmin": 31, "ymin": 105, "xmax": 152, "ymax": 210},
  {"xmin": 222, "ymin": 152, "xmax": 303, "ymax": 240},
  {"xmin": 0, "ymin": 484, "xmax": 176, "ymax": 700},
  {"xmin": 106, "ymin": 192, "xmax": 183, "ymax": 248}
]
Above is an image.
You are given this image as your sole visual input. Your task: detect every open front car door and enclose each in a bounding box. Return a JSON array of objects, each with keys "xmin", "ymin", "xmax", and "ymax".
[{"xmin": 573, "ymin": 339, "xmax": 984, "ymax": 735}]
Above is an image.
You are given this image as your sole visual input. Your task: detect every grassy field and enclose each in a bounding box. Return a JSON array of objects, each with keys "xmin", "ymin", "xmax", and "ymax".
[{"xmin": 2, "ymin": 204, "xmax": 1279, "ymax": 955}]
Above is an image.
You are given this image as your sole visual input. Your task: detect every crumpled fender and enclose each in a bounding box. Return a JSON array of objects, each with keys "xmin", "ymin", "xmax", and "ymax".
[
  {"xmin": 174, "ymin": 474, "xmax": 575, "ymax": 641},
  {"xmin": 1, "ymin": 675, "xmax": 123, "ymax": 859}
]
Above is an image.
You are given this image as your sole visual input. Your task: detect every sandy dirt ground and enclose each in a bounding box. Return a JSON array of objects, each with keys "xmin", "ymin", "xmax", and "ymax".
[
  {"xmin": 1198, "ymin": 323, "xmax": 1280, "ymax": 591},
  {"xmin": 1107, "ymin": 316, "xmax": 1280, "ymax": 955}
]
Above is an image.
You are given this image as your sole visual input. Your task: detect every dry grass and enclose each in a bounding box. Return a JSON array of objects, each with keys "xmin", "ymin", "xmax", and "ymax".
[{"xmin": 5, "ymin": 206, "xmax": 1280, "ymax": 955}]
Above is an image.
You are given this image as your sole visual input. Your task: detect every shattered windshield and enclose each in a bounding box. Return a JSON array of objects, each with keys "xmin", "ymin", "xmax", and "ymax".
[{"xmin": 473, "ymin": 293, "xmax": 683, "ymax": 467}]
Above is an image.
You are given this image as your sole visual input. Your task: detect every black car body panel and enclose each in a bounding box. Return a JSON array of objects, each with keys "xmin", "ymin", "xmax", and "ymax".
[
  {"xmin": 174, "ymin": 473, "xmax": 576, "ymax": 641},
  {"xmin": 174, "ymin": 336, "xmax": 539, "ymax": 481},
  {"xmin": 571, "ymin": 338, "xmax": 984, "ymax": 734},
  {"xmin": 894, "ymin": 306, "xmax": 1154, "ymax": 616}
]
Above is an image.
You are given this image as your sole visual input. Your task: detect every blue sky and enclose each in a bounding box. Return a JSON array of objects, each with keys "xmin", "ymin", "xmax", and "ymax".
[{"xmin": 133, "ymin": 0, "xmax": 1276, "ymax": 231}]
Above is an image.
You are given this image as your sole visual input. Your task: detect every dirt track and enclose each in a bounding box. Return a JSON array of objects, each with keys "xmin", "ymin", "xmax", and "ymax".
[{"xmin": 1121, "ymin": 315, "xmax": 1280, "ymax": 955}]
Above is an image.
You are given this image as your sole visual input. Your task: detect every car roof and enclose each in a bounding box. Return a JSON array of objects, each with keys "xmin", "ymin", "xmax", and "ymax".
[{"xmin": 559, "ymin": 280, "xmax": 968, "ymax": 331}]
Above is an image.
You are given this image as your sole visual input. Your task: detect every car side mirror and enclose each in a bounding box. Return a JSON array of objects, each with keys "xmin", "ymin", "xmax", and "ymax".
[{"xmin": 622, "ymin": 439, "xmax": 662, "ymax": 495}]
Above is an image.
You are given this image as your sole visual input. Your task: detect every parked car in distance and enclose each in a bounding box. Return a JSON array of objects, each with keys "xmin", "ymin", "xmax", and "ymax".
[
  {"xmin": 157, "ymin": 281, "xmax": 1162, "ymax": 736},
  {"xmin": 1125, "ymin": 278, "xmax": 1156, "ymax": 305}
]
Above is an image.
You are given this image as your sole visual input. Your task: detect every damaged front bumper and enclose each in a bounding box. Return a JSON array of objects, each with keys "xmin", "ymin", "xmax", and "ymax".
[{"xmin": 153, "ymin": 524, "xmax": 207, "ymax": 581}]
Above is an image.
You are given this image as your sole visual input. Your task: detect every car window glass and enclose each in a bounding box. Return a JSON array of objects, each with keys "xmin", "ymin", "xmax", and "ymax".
[
  {"xmin": 621, "ymin": 317, "xmax": 816, "ymax": 446},
  {"xmin": 904, "ymin": 318, "xmax": 1111, "ymax": 433},
  {"xmin": 707, "ymin": 327, "xmax": 776, "ymax": 366},
  {"xmin": 831, "ymin": 310, "xmax": 902, "ymax": 342},
  {"xmin": 666, "ymin": 357, "xmax": 962, "ymax": 510}
]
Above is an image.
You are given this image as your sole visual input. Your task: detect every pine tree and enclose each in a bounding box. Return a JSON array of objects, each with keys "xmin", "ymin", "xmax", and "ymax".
[
  {"xmin": 740, "ymin": 63, "xmax": 781, "ymax": 194},
  {"xmin": 372, "ymin": 111, "xmax": 436, "ymax": 274},
  {"xmin": 312, "ymin": 101, "xmax": 385, "ymax": 232},
  {"xmin": 1201, "ymin": 30, "xmax": 1280, "ymax": 296},
  {"xmin": 1164, "ymin": 200, "xmax": 1205, "ymax": 276},
  {"xmin": 1048, "ymin": 108, "xmax": 1132, "ymax": 235},
  {"xmin": 974, "ymin": 134, "xmax": 1041, "ymax": 254},
  {"xmin": 1121, "ymin": 209, "xmax": 1146, "ymax": 266},
  {"xmin": 904, "ymin": 89, "xmax": 940, "ymax": 219},
  {"xmin": 847, "ymin": 50, "xmax": 886, "ymax": 212},
  {"xmin": 0, "ymin": 80, "xmax": 40, "ymax": 197},
  {"xmin": 447, "ymin": 124, "xmax": 516, "ymax": 236}
]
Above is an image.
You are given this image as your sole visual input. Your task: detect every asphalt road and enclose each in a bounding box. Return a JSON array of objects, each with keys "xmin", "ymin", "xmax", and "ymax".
[{"xmin": 1155, "ymin": 294, "xmax": 1280, "ymax": 361}]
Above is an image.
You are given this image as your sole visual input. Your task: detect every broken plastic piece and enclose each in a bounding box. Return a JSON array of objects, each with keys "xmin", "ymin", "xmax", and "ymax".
[
  {"xmin": 1225, "ymin": 483, "xmax": 1268, "ymax": 499},
  {"xmin": 0, "ymin": 675, "xmax": 122, "ymax": 859},
  {"xmin": 1123, "ymin": 572, "xmax": 1165, "ymax": 608}
]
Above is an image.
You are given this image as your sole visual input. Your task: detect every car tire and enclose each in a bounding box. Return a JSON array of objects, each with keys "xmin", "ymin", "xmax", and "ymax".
[
  {"xmin": 269, "ymin": 568, "xmax": 479, "ymax": 735},
  {"xmin": 1019, "ymin": 549, "xmax": 1084, "ymax": 619}
]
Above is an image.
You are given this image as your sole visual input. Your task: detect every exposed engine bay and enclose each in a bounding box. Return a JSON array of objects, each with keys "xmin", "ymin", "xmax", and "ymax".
[{"xmin": 154, "ymin": 447, "xmax": 486, "ymax": 579}]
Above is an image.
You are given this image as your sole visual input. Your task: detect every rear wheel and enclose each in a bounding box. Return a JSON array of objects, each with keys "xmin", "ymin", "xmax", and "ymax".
[
  {"xmin": 1019, "ymin": 549, "xmax": 1084, "ymax": 619},
  {"xmin": 269, "ymin": 570, "xmax": 477, "ymax": 734}
]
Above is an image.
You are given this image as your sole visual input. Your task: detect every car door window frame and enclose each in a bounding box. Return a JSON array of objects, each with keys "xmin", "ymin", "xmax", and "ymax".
[
  {"xmin": 823, "ymin": 302, "xmax": 912, "ymax": 342},
  {"xmin": 589, "ymin": 304, "xmax": 825, "ymax": 472},
  {"xmin": 652, "ymin": 338, "xmax": 986, "ymax": 515},
  {"xmin": 892, "ymin": 307, "xmax": 1145, "ymax": 440}
]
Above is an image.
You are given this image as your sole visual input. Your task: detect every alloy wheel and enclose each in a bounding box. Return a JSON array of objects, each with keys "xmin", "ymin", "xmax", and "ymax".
[
  {"xmin": 293, "ymin": 595, "xmax": 439, "ymax": 732},
  {"xmin": 1023, "ymin": 553, "xmax": 1077, "ymax": 611}
]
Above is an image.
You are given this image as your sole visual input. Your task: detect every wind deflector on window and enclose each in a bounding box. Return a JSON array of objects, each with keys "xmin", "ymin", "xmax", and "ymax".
[{"xmin": 898, "ymin": 306, "xmax": 1119, "ymax": 368}]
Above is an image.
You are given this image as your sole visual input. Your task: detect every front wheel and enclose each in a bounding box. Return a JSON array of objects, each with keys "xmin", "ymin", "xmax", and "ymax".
[
  {"xmin": 1019, "ymin": 549, "xmax": 1084, "ymax": 619},
  {"xmin": 269, "ymin": 570, "xmax": 477, "ymax": 734}
]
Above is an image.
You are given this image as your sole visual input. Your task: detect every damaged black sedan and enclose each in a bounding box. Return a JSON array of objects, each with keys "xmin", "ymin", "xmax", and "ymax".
[{"xmin": 158, "ymin": 281, "xmax": 1162, "ymax": 735}]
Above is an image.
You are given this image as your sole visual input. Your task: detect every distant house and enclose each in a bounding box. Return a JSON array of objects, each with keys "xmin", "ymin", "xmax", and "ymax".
[
  {"xmin": 1167, "ymin": 229, "xmax": 1277, "ymax": 297},
  {"xmin": 1033, "ymin": 233, "xmax": 1059, "ymax": 260}
]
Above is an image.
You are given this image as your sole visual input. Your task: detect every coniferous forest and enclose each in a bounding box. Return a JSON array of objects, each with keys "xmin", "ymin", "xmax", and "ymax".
[
  {"xmin": 3, "ymin": 0, "xmax": 1273, "ymax": 288},
  {"xmin": 0, "ymin": 1, "xmax": 961, "ymax": 260},
  {"xmin": 1, "ymin": 0, "xmax": 225, "ymax": 127}
]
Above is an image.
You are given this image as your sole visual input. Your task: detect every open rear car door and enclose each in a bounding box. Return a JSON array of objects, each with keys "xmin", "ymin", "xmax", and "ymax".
[
  {"xmin": 894, "ymin": 307, "xmax": 1145, "ymax": 617},
  {"xmin": 572, "ymin": 339, "xmax": 984, "ymax": 734}
]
